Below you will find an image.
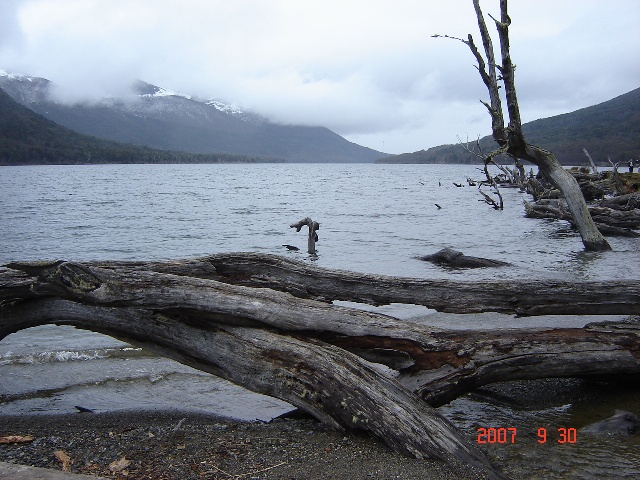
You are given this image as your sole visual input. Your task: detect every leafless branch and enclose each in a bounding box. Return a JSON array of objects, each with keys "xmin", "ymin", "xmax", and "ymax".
[{"xmin": 582, "ymin": 148, "xmax": 599, "ymax": 174}]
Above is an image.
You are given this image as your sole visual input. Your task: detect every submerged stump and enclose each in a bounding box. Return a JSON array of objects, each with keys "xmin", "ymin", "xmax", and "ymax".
[{"xmin": 290, "ymin": 217, "xmax": 320, "ymax": 254}]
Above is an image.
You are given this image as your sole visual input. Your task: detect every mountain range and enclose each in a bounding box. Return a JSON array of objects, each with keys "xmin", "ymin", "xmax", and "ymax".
[
  {"xmin": 1, "ymin": 70, "xmax": 638, "ymax": 166},
  {"xmin": 0, "ymin": 71, "xmax": 382, "ymax": 163},
  {"xmin": 379, "ymin": 87, "xmax": 640, "ymax": 165},
  {"xmin": 0, "ymin": 85, "xmax": 285, "ymax": 166}
]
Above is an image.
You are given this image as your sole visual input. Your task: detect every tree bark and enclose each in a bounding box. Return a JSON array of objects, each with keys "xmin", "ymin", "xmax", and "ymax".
[
  {"xmin": 2, "ymin": 255, "xmax": 639, "ymax": 478},
  {"xmin": 191, "ymin": 252, "xmax": 639, "ymax": 316},
  {"xmin": 466, "ymin": 0, "xmax": 611, "ymax": 251},
  {"xmin": 524, "ymin": 200, "xmax": 640, "ymax": 236},
  {"xmin": 290, "ymin": 217, "xmax": 319, "ymax": 254},
  {"xmin": 529, "ymin": 146, "xmax": 612, "ymax": 250}
]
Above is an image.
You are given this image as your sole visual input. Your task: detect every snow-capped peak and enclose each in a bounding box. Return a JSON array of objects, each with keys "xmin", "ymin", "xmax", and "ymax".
[
  {"xmin": 142, "ymin": 86, "xmax": 191, "ymax": 100},
  {"xmin": 0, "ymin": 69, "xmax": 36, "ymax": 82},
  {"xmin": 205, "ymin": 99, "xmax": 265, "ymax": 125},
  {"xmin": 133, "ymin": 80, "xmax": 191, "ymax": 100},
  {"xmin": 206, "ymin": 99, "xmax": 244, "ymax": 115}
]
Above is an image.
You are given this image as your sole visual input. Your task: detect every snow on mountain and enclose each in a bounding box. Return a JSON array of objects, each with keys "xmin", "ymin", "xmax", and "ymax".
[
  {"xmin": 142, "ymin": 86, "xmax": 190, "ymax": 99},
  {"xmin": 0, "ymin": 72, "xmax": 261, "ymax": 124},
  {"xmin": 206, "ymin": 99, "xmax": 241, "ymax": 113},
  {"xmin": 205, "ymin": 99, "xmax": 265, "ymax": 125},
  {"xmin": 0, "ymin": 70, "xmax": 51, "ymax": 105},
  {"xmin": 0, "ymin": 69, "xmax": 382, "ymax": 162},
  {"xmin": 0, "ymin": 69, "xmax": 34, "ymax": 81},
  {"xmin": 133, "ymin": 80, "xmax": 191, "ymax": 100}
]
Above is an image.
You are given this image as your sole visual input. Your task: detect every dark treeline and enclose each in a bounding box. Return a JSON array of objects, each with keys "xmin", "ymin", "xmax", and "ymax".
[
  {"xmin": 380, "ymin": 86, "xmax": 640, "ymax": 165},
  {"xmin": 0, "ymin": 87, "xmax": 285, "ymax": 165}
]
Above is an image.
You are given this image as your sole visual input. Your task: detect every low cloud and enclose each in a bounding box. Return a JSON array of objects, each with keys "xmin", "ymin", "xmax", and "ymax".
[{"xmin": 1, "ymin": 0, "xmax": 638, "ymax": 153}]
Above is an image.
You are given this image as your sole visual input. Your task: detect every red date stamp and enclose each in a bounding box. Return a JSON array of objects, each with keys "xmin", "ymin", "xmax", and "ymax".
[{"xmin": 477, "ymin": 427, "xmax": 578, "ymax": 444}]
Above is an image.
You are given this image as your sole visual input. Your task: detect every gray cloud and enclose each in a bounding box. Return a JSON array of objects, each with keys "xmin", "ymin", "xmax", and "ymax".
[
  {"xmin": 1, "ymin": 0, "xmax": 638, "ymax": 154},
  {"xmin": 0, "ymin": 0, "xmax": 26, "ymax": 57}
]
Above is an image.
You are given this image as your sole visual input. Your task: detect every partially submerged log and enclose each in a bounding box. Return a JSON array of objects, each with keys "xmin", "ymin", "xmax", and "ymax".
[
  {"xmin": 2, "ymin": 254, "xmax": 640, "ymax": 478},
  {"xmin": 524, "ymin": 200, "xmax": 640, "ymax": 237},
  {"xmin": 417, "ymin": 248, "xmax": 510, "ymax": 268}
]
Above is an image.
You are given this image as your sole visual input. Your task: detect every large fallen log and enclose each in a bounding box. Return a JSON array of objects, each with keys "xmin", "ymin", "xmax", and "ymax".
[
  {"xmin": 2, "ymin": 255, "xmax": 639, "ymax": 478},
  {"xmin": 524, "ymin": 200, "xmax": 640, "ymax": 237},
  {"xmin": 146, "ymin": 252, "xmax": 639, "ymax": 315},
  {"xmin": 600, "ymin": 192, "xmax": 640, "ymax": 211}
]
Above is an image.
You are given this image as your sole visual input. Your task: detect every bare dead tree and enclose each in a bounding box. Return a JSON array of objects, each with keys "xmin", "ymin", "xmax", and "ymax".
[
  {"xmin": 290, "ymin": 217, "xmax": 320, "ymax": 254},
  {"xmin": 583, "ymin": 148, "xmax": 599, "ymax": 174},
  {"xmin": 459, "ymin": 136, "xmax": 504, "ymax": 209},
  {"xmin": 435, "ymin": 0, "xmax": 611, "ymax": 251},
  {"xmin": 607, "ymin": 158, "xmax": 627, "ymax": 195}
]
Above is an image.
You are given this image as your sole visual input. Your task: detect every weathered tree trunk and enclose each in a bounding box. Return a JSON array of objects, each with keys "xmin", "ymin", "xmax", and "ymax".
[
  {"xmin": 466, "ymin": 0, "xmax": 611, "ymax": 251},
  {"xmin": 194, "ymin": 252, "xmax": 639, "ymax": 315},
  {"xmin": 2, "ymin": 255, "xmax": 640, "ymax": 478},
  {"xmin": 290, "ymin": 217, "xmax": 319, "ymax": 254},
  {"xmin": 608, "ymin": 158, "xmax": 628, "ymax": 195},
  {"xmin": 530, "ymin": 148, "xmax": 612, "ymax": 249},
  {"xmin": 583, "ymin": 148, "xmax": 599, "ymax": 174},
  {"xmin": 601, "ymin": 192, "xmax": 640, "ymax": 211}
]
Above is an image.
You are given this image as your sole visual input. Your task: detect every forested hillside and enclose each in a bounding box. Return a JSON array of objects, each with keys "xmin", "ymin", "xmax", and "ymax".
[
  {"xmin": 0, "ymin": 88, "xmax": 283, "ymax": 165},
  {"xmin": 380, "ymin": 87, "xmax": 640, "ymax": 165},
  {"xmin": 0, "ymin": 73, "xmax": 382, "ymax": 163}
]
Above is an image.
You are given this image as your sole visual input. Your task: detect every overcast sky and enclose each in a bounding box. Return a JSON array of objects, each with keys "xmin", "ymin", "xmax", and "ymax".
[{"xmin": 1, "ymin": 0, "xmax": 638, "ymax": 154}]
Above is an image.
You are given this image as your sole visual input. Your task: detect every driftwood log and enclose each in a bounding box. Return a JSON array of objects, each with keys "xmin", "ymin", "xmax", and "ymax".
[
  {"xmin": 524, "ymin": 200, "xmax": 640, "ymax": 237},
  {"xmin": 290, "ymin": 217, "xmax": 319, "ymax": 254},
  {"xmin": 2, "ymin": 253, "xmax": 640, "ymax": 478},
  {"xmin": 417, "ymin": 248, "xmax": 510, "ymax": 268}
]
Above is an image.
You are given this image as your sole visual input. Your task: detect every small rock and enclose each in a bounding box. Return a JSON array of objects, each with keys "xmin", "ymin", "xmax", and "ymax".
[
  {"xmin": 109, "ymin": 456, "xmax": 131, "ymax": 472},
  {"xmin": 581, "ymin": 410, "xmax": 640, "ymax": 435}
]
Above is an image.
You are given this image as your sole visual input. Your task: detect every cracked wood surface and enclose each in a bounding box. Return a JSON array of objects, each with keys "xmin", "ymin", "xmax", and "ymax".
[
  {"xmin": 130, "ymin": 252, "xmax": 639, "ymax": 316},
  {"xmin": 3, "ymin": 254, "xmax": 639, "ymax": 478}
]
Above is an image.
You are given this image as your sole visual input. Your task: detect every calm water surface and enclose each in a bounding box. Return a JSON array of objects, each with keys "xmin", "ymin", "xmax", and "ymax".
[{"xmin": 1, "ymin": 164, "xmax": 638, "ymax": 478}]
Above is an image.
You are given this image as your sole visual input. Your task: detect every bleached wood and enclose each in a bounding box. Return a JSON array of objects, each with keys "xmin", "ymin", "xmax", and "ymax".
[{"xmin": 3, "ymin": 255, "xmax": 639, "ymax": 478}]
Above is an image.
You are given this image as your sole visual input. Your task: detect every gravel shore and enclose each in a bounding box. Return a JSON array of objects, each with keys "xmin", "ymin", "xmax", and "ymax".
[{"xmin": 0, "ymin": 411, "xmax": 491, "ymax": 480}]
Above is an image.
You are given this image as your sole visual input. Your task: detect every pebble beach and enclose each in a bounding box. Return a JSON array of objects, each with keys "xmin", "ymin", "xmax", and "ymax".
[{"xmin": 0, "ymin": 411, "xmax": 491, "ymax": 480}]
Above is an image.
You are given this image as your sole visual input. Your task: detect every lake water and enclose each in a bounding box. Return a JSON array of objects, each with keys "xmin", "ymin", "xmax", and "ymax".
[{"xmin": 1, "ymin": 163, "xmax": 639, "ymax": 478}]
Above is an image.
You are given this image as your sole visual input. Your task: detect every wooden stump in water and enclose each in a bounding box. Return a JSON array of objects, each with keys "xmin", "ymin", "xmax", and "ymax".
[{"xmin": 290, "ymin": 217, "xmax": 320, "ymax": 254}]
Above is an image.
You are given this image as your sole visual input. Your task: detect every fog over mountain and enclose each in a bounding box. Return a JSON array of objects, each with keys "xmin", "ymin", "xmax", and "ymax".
[
  {"xmin": 0, "ymin": 71, "xmax": 383, "ymax": 163},
  {"xmin": 1, "ymin": 1, "xmax": 638, "ymax": 154},
  {"xmin": 0, "ymin": 83, "xmax": 286, "ymax": 165}
]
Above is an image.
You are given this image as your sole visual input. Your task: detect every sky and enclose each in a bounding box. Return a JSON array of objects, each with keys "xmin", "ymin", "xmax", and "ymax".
[{"xmin": 0, "ymin": 0, "xmax": 638, "ymax": 154}]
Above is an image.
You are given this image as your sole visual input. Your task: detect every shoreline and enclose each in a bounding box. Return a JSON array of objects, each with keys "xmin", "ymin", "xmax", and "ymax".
[
  {"xmin": 0, "ymin": 410, "xmax": 491, "ymax": 480},
  {"xmin": 2, "ymin": 377, "xmax": 640, "ymax": 479}
]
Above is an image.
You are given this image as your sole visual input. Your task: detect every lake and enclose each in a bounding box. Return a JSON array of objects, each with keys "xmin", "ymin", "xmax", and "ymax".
[{"xmin": 1, "ymin": 163, "xmax": 638, "ymax": 478}]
